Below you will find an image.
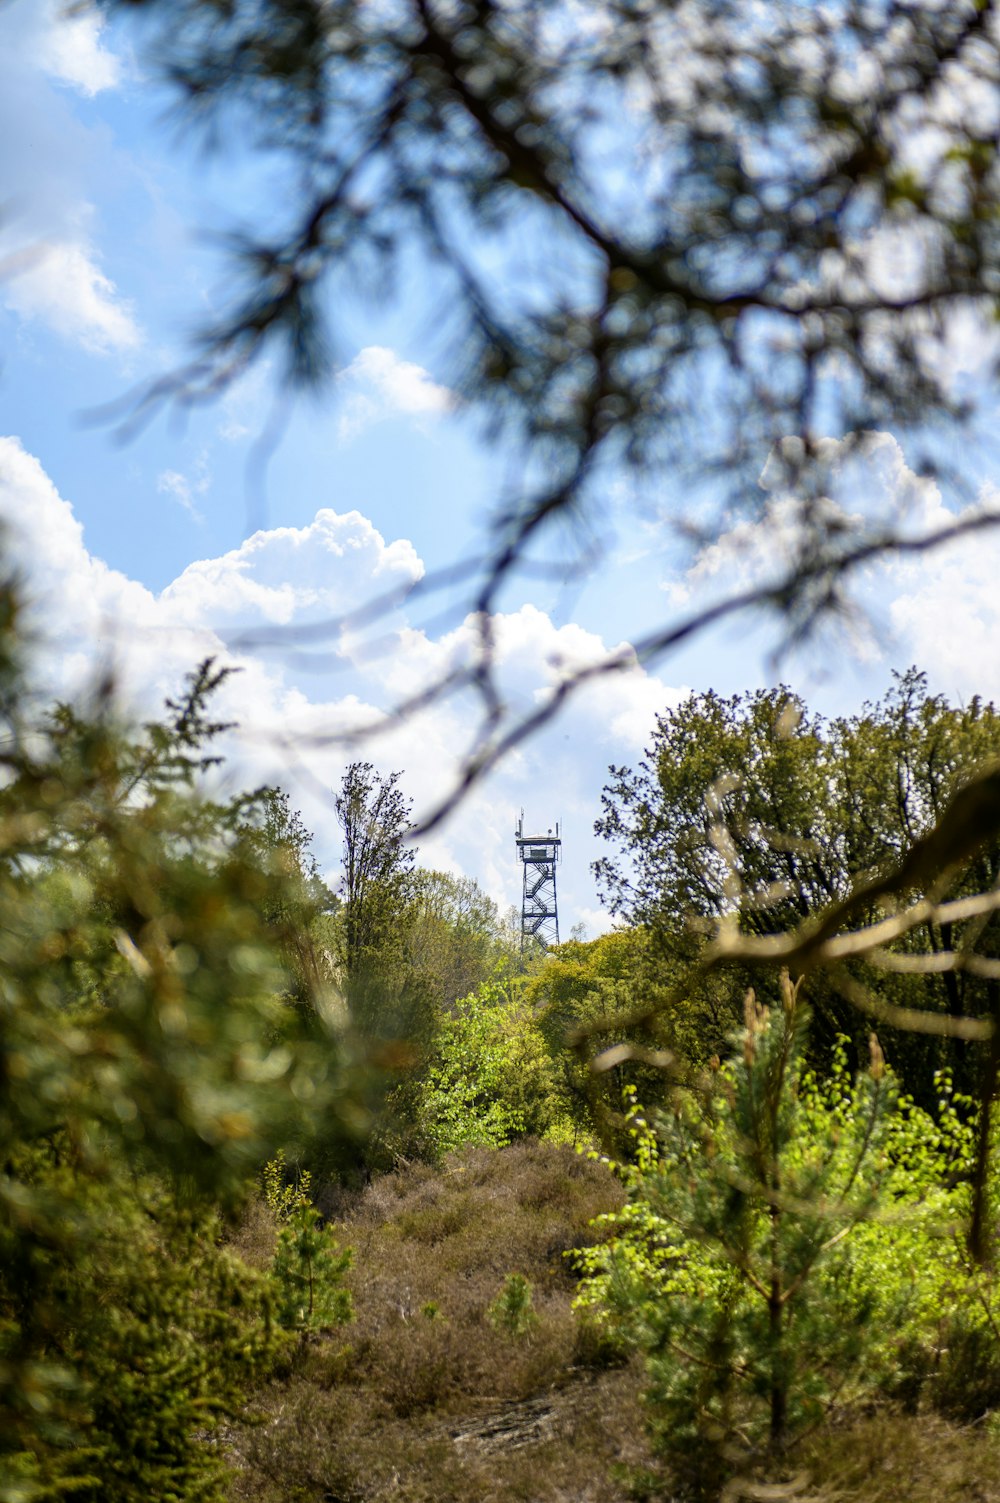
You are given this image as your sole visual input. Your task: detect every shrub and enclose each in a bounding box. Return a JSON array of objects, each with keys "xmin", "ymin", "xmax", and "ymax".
[
  {"xmin": 487, "ymin": 1274, "xmax": 539, "ymax": 1339},
  {"xmin": 271, "ymin": 1203, "xmax": 353, "ymax": 1334},
  {"xmin": 418, "ymin": 977, "xmax": 570, "ymax": 1157},
  {"xmin": 576, "ymin": 978, "xmax": 1000, "ymax": 1494},
  {"xmin": 575, "ymin": 978, "xmax": 899, "ymax": 1496},
  {"xmin": 0, "ymin": 627, "xmax": 362, "ymax": 1501},
  {"xmin": 262, "ymin": 1149, "xmax": 313, "ymax": 1223},
  {"xmin": 6, "ymin": 1190, "xmax": 281, "ymax": 1503}
]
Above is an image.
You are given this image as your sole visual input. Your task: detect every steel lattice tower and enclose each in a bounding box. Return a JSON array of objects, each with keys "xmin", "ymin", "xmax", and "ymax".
[{"xmin": 515, "ymin": 811, "xmax": 561, "ymax": 949}]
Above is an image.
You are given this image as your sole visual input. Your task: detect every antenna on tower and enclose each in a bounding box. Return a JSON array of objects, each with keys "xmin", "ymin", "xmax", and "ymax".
[{"xmin": 515, "ymin": 813, "xmax": 562, "ymax": 949}]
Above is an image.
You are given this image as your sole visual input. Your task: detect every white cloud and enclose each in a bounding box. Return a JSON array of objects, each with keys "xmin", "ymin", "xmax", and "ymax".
[
  {"xmin": 571, "ymin": 906, "xmax": 621, "ymax": 941},
  {"xmin": 3, "ymin": 239, "xmax": 141, "ymax": 355},
  {"xmin": 881, "ymin": 478, "xmax": 1000, "ymax": 702},
  {"xmin": 665, "ymin": 431, "xmax": 947, "ymax": 608},
  {"xmin": 162, "ymin": 509, "xmax": 424, "ymax": 630},
  {"xmin": 157, "ymin": 470, "xmax": 205, "ymax": 525},
  {"xmin": 36, "ymin": 2, "xmax": 122, "ymax": 96},
  {"xmin": 336, "ymin": 346, "xmax": 455, "ymax": 440},
  {"xmin": 0, "ymin": 438, "xmax": 684, "ymax": 924},
  {"xmin": 661, "ymin": 429, "xmax": 1000, "ymax": 703},
  {"xmin": 0, "ymin": 2, "xmax": 138, "ymax": 356},
  {"xmin": 18, "ymin": 425, "xmax": 1000, "ymax": 927}
]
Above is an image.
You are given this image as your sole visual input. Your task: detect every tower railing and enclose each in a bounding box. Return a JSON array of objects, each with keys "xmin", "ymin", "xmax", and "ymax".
[{"xmin": 515, "ymin": 811, "xmax": 561, "ymax": 949}]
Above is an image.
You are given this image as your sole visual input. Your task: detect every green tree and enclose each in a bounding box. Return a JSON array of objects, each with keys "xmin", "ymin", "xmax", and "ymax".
[
  {"xmin": 239, "ymin": 786, "xmax": 340, "ymax": 1013},
  {"xmin": 334, "ymin": 761, "xmax": 417, "ymax": 1036},
  {"xmin": 576, "ymin": 977, "xmax": 895, "ymax": 1497},
  {"xmin": 525, "ymin": 929, "xmax": 674, "ymax": 1143},
  {"xmin": 418, "ymin": 974, "xmax": 566, "ymax": 1157},
  {"xmin": 331, "ymin": 763, "xmax": 446, "ymax": 1172},
  {"xmin": 407, "ymin": 868, "xmax": 518, "ymax": 1010},
  {"xmin": 595, "ymin": 674, "xmax": 1000, "ymax": 1106},
  {"xmin": 0, "ymin": 598, "xmax": 357, "ymax": 1499}
]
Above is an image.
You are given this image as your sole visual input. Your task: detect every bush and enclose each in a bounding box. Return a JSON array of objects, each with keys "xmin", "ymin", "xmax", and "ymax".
[
  {"xmin": 272, "ymin": 1204, "xmax": 353, "ymax": 1333},
  {"xmin": 0, "ymin": 608, "xmax": 362, "ymax": 1499},
  {"xmin": 5, "ymin": 1191, "xmax": 281, "ymax": 1503},
  {"xmin": 575, "ymin": 979, "xmax": 900, "ymax": 1495},
  {"xmin": 487, "ymin": 1274, "xmax": 539, "ymax": 1338},
  {"xmin": 575, "ymin": 979, "xmax": 1000, "ymax": 1493},
  {"xmin": 418, "ymin": 977, "xmax": 570, "ymax": 1157}
]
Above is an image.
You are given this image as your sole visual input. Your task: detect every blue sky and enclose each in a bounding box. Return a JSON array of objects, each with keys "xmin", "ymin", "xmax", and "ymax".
[{"xmin": 4, "ymin": 0, "xmax": 1000, "ymax": 934}]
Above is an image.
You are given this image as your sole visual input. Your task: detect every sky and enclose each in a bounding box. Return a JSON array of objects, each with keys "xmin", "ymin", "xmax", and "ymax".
[{"xmin": 4, "ymin": 0, "xmax": 1000, "ymax": 935}]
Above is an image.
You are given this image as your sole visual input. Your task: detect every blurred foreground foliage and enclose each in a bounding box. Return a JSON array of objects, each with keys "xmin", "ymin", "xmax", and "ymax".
[{"xmin": 0, "ymin": 578, "xmax": 365, "ymax": 1500}]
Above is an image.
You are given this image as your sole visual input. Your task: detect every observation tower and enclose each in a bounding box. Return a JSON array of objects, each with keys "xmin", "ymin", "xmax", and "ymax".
[{"xmin": 515, "ymin": 811, "xmax": 561, "ymax": 949}]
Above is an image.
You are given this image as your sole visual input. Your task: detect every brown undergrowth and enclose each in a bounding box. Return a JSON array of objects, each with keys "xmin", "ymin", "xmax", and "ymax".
[
  {"xmin": 226, "ymin": 1143, "xmax": 1000, "ymax": 1503},
  {"xmin": 226, "ymin": 1140, "xmax": 650, "ymax": 1503}
]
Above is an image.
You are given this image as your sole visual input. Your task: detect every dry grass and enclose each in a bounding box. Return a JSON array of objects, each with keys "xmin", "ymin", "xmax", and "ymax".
[
  {"xmin": 227, "ymin": 1140, "xmax": 648, "ymax": 1503},
  {"xmin": 226, "ymin": 1144, "xmax": 1000, "ymax": 1503},
  {"xmin": 799, "ymin": 1409, "xmax": 1000, "ymax": 1503},
  {"xmin": 226, "ymin": 1193, "xmax": 277, "ymax": 1272}
]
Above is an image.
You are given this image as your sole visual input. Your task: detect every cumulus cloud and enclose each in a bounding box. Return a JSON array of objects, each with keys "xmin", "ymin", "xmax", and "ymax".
[
  {"xmin": 0, "ymin": 1, "xmax": 139, "ymax": 355},
  {"xmin": 0, "ymin": 437, "xmax": 681, "ymax": 923},
  {"xmin": 5, "ymin": 239, "xmax": 140, "ymax": 355},
  {"xmin": 880, "ymin": 471, "xmax": 1000, "ymax": 702},
  {"xmin": 661, "ymin": 429, "xmax": 1000, "ymax": 701},
  {"xmin": 336, "ymin": 347, "xmax": 455, "ymax": 440},
  {"xmin": 36, "ymin": 1, "xmax": 122, "ymax": 96},
  {"xmin": 162, "ymin": 509, "xmax": 425, "ymax": 631}
]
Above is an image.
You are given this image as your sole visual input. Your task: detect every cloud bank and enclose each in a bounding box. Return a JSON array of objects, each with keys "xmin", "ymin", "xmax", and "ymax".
[{"xmin": 0, "ymin": 435, "xmax": 683, "ymax": 930}]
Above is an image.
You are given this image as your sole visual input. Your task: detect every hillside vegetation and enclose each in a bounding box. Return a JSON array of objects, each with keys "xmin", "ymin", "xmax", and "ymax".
[{"xmin": 6, "ymin": 585, "xmax": 1000, "ymax": 1501}]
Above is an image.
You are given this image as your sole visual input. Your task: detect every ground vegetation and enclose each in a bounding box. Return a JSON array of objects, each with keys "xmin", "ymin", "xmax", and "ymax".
[{"xmin": 7, "ymin": 605, "xmax": 1000, "ymax": 1498}]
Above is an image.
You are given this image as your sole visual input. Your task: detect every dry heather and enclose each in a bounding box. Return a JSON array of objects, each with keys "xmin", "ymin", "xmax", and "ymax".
[
  {"xmin": 798, "ymin": 1411, "xmax": 1000, "ymax": 1503},
  {"xmin": 227, "ymin": 1140, "xmax": 650, "ymax": 1503},
  {"xmin": 227, "ymin": 1142, "xmax": 1000, "ymax": 1503}
]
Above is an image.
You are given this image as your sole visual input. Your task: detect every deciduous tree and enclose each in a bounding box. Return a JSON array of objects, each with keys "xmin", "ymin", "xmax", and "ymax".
[
  {"xmin": 334, "ymin": 760, "xmax": 416, "ymax": 1034},
  {"xmin": 595, "ymin": 672, "xmax": 1000, "ymax": 1107}
]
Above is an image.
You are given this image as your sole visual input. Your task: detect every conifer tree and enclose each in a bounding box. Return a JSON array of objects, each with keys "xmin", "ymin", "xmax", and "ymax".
[
  {"xmin": 0, "ymin": 585, "xmax": 357, "ymax": 1500},
  {"xmin": 579, "ymin": 975, "xmax": 892, "ymax": 1497}
]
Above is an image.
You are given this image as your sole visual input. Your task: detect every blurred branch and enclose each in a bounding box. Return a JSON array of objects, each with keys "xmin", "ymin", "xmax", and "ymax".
[{"xmin": 231, "ymin": 501, "xmax": 1000, "ymax": 835}]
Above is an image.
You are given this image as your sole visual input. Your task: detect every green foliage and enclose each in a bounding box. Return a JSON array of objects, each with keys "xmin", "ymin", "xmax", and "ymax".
[
  {"xmin": 334, "ymin": 760, "xmax": 416, "ymax": 1036},
  {"xmin": 408, "ymin": 869, "xmax": 518, "ymax": 1011},
  {"xmin": 261, "ymin": 1149, "xmax": 313, "ymax": 1223},
  {"xmin": 595, "ymin": 673, "xmax": 1000, "ymax": 1104},
  {"xmin": 487, "ymin": 1274, "xmax": 539, "ymax": 1339},
  {"xmin": 576, "ymin": 996, "xmax": 1000, "ymax": 1487},
  {"xmin": 263, "ymin": 1155, "xmax": 354, "ymax": 1333},
  {"xmin": 3, "ymin": 1184, "xmax": 280, "ymax": 1503},
  {"xmin": 527, "ymin": 929, "xmax": 673, "ymax": 1143},
  {"xmin": 0, "ymin": 582, "xmax": 363, "ymax": 1500},
  {"xmin": 271, "ymin": 1204, "xmax": 353, "ymax": 1333},
  {"xmin": 238, "ymin": 787, "xmax": 340, "ymax": 1012},
  {"xmin": 576, "ymin": 978, "xmax": 898, "ymax": 1493},
  {"xmin": 418, "ymin": 976, "xmax": 569, "ymax": 1157}
]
